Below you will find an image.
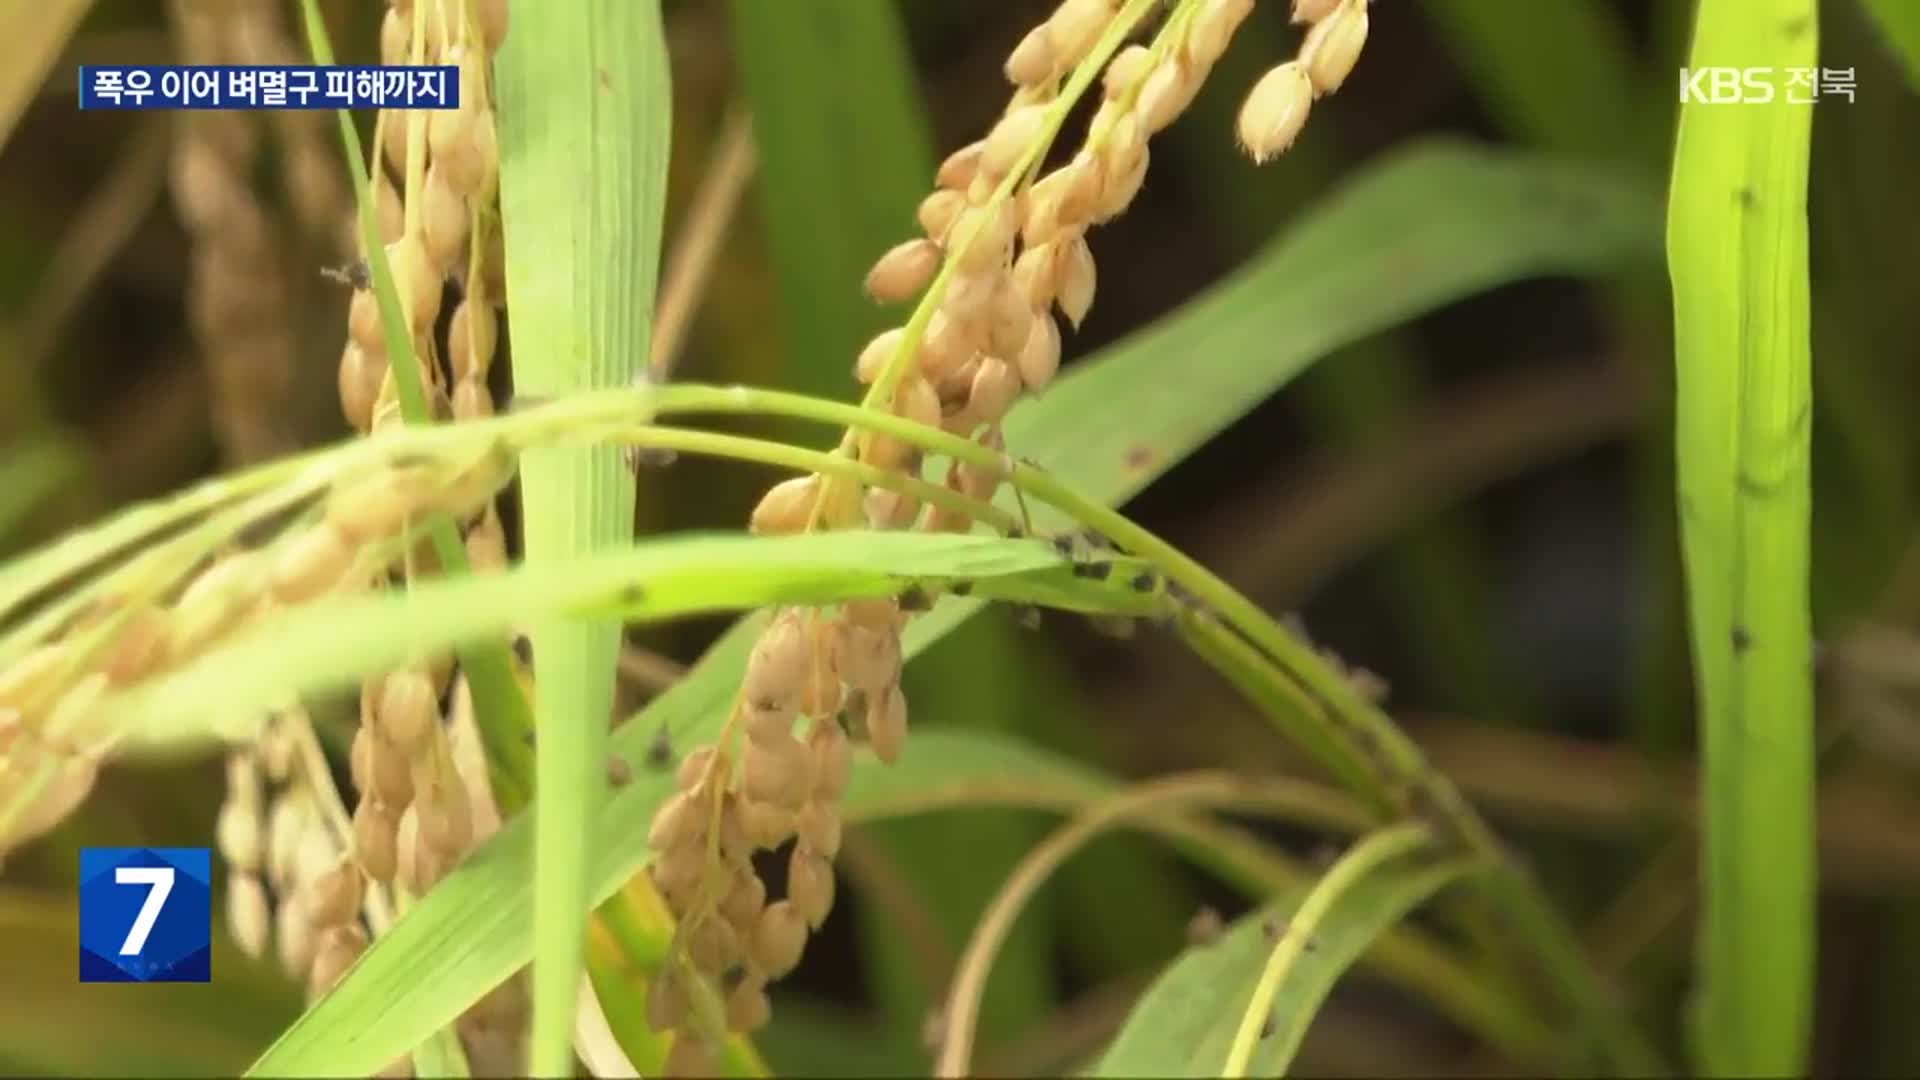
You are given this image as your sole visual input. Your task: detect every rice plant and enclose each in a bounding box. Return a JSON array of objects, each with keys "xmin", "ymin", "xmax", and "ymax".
[{"xmin": 3, "ymin": 0, "xmax": 1917, "ymax": 1076}]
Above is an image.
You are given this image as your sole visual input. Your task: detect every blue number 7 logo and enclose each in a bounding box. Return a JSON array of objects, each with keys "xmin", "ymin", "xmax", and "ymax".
[{"xmin": 79, "ymin": 847, "xmax": 211, "ymax": 983}]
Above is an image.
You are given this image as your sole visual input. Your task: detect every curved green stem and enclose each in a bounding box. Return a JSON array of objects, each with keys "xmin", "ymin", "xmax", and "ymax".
[
  {"xmin": 621, "ymin": 425, "xmax": 1017, "ymax": 534},
  {"xmin": 1221, "ymin": 823, "xmax": 1440, "ymax": 1077}
]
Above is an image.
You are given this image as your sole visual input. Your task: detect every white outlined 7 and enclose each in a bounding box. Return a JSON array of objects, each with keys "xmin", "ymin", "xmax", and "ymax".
[{"xmin": 113, "ymin": 866, "xmax": 175, "ymax": 956}]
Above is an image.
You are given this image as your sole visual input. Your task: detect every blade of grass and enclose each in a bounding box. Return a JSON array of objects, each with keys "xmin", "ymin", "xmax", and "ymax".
[
  {"xmin": 104, "ymin": 532, "xmax": 1165, "ymax": 745},
  {"xmin": 1093, "ymin": 827, "xmax": 1474, "ymax": 1078},
  {"xmin": 494, "ymin": 1, "xmax": 671, "ymax": 1073},
  {"xmin": 310, "ymin": 1, "xmax": 685, "ymax": 1056},
  {"xmin": 1218, "ymin": 824, "xmax": 1453, "ymax": 1077},
  {"xmin": 1666, "ymin": 2, "xmax": 1818, "ymax": 1075}
]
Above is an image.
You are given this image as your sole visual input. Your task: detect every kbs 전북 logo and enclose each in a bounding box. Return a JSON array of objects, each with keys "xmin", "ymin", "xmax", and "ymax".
[
  {"xmin": 78, "ymin": 847, "xmax": 212, "ymax": 983},
  {"xmin": 1677, "ymin": 66, "xmax": 1856, "ymax": 104}
]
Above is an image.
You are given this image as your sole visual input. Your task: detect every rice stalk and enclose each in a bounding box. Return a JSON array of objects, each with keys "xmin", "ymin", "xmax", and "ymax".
[
  {"xmin": 636, "ymin": 1, "xmax": 1373, "ymax": 1070},
  {"xmin": 486, "ymin": 0, "xmax": 670, "ymax": 1071},
  {"xmin": 320, "ymin": 0, "xmax": 522, "ymax": 1072}
]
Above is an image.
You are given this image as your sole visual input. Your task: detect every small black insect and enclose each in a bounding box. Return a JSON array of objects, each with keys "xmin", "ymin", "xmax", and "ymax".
[
  {"xmin": 321, "ymin": 258, "xmax": 372, "ymax": 290},
  {"xmin": 644, "ymin": 722, "xmax": 674, "ymax": 769},
  {"xmin": 950, "ymin": 579, "xmax": 974, "ymax": 597},
  {"xmin": 900, "ymin": 584, "xmax": 934, "ymax": 612},
  {"xmin": 624, "ymin": 446, "xmax": 679, "ymax": 471},
  {"xmin": 1167, "ymin": 580, "xmax": 1204, "ymax": 609},
  {"xmin": 606, "ymin": 754, "xmax": 633, "ymax": 788},
  {"xmin": 1731, "ymin": 625, "xmax": 1753, "ymax": 654},
  {"xmin": 1050, "ymin": 534, "xmax": 1078, "ymax": 558},
  {"xmin": 1129, "ymin": 570, "xmax": 1158, "ymax": 593},
  {"xmin": 1185, "ymin": 906, "xmax": 1223, "ymax": 945},
  {"xmin": 1259, "ymin": 1015, "xmax": 1276, "ymax": 1040},
  {"xmin": 921, "ymin": 1010, "xmax": 949, "ymax": 1054},
  {"xmin": 841, "ymin": 690, "xmax": 871, "ymax": 741}
]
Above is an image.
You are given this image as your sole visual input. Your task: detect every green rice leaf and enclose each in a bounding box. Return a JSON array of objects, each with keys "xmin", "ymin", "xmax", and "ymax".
[
  {"xmin": 494, "ymin": 0, "xmax": 672, "ymax": 1071},
  {"xmin": 1093, "ymin": 833, "xmax": 1475, "ymax": 1077},
  {"xmin": 106, "ymin": 531, "xmax": 1149, "ymax": 747},
  {"xmin": 1666, "ymin": 2, "xmax": 1818, "ymax": 1075}
]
